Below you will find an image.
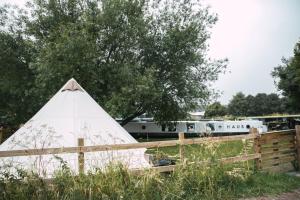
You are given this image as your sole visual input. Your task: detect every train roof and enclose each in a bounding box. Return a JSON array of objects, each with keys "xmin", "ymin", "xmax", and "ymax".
[
  {"xmin": 246, "ymin": 114, "xmax": 300, "ymax": 119},
  {"xmin": 126, "ymin": 120, "xmax": 205, "ymax": 123},
  {"xmin": 124, "ymin": 120, "xmax": 262, "ymax": 124}
]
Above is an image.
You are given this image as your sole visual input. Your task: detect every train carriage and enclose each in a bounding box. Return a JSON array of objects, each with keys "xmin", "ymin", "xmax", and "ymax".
[{"xmin": 124, "ymin": 119, "xmax": 267, "ymax": 138}]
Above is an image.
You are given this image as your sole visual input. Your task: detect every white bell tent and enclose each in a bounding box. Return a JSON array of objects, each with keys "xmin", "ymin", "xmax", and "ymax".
[{"xmin": 0, "ymin": 78, "xmax": 150, "ymax": 177}]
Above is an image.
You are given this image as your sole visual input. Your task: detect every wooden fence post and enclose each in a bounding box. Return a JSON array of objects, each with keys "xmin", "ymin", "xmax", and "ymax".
[
  {"xmin": 0, "ymin": 130, "xmax": 3, "ymax": 144},
  {"xmin": 178, "ymin": 132, "xmax": 185, "ymax": 162},
  {"xmin": 250, "ymin": 128, "xmax": 261, "ymax": 170},
  {"xmin": 295, "ymin": 125, "xmax": 300, "ymax": 168},
  {"xmin": 78, "ymin": 138, "xmax": 84, "ymax": 174},
  {"xmin": 0, "ymin": 127, "xmax": 4, "ymax": 144}
]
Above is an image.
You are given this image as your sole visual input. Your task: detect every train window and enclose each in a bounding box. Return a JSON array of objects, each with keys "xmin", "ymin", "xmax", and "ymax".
[
  {"xmin": 187, "ymin": 123, "xmax": 195, "ymax": 132},
  {"xmin": 206, "ymin": 123, "xmax": 215, "ymax": 131},
  {"xmin": 142, "ymin": 125, "xmax": 146, "ymax": 130},
  {"xmin": 162, "ymin": 124, "xmax": 166, "ymax": 132},
  {"xmin": 168, "ymin": 124, "xmax": 177, "ymax": 132},
  {"xmin": 246, "ymin": 125, "xmax": 250, "ymax": 129}
]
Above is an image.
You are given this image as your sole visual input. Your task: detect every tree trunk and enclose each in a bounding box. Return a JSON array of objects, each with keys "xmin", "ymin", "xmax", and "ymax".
[{"xmin": 120, "ymin": 110, "xmax": 145, "ymax": 126}]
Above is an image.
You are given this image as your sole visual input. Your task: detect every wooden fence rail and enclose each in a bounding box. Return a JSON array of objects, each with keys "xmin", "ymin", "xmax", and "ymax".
[
  {"xmin": 132, "ymin": 153, "xmax": 261, "ymax": 174},
  {"xmin": 0, "ymin": 134, "xmax": 256, "ymax": 158},
  {"xmin": 0, "ymin": 127, "xmax": 299, "ymax": 174}
]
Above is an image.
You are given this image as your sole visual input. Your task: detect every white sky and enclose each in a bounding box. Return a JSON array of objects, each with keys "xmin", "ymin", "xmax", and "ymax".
[
  {"xmin": 1, "ymin": 0, "xmax": 300, "ymax": 104},
  {"xmin": 205, "ymin": 0, "xmax": 300, "ymax": 103}
]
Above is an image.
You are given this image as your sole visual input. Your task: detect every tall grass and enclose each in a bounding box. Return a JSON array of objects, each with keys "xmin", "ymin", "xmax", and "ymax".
[
  {"xmin": 1, "ymin": 141, "xmax": 300, "ymax": 200},
  {"xmin": 0, "ymin": 163, "xmax": 245, "ymax": 199}
]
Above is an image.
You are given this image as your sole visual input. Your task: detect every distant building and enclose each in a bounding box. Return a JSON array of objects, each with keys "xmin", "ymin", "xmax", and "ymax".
[{"xmin": 189, "ymin": 111, "xmax": 205, "ymax": 120}]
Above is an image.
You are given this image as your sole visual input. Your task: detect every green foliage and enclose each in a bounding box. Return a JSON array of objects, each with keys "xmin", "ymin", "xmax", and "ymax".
[
  {"xmin": 0, "ymin": 169, "xmax": 53, "ymax": 199},
  {"xmin": 205, "ymin": 101, "xmax": 227, "ymax": 118},
  {"xmin": 1, "ymin": 163, "xmax": 238, "ymax": 200},
  {"xmin": 0, "ymin": 29, "xmax": 36, "ymax": 127},
  {"xmin": 227, "ymin": 92, "xmax": 249, "ymax": 116},
  {"xmin": 227, "ymin": 92, "xmax": 286, "ymax": 117},
  {"xmin": 272, "ymin": 40, "xmax": 300, "ymax": 113},
  {"xmin": 0, "ymin": 0, "xmax": 226, "ymax": 128}
]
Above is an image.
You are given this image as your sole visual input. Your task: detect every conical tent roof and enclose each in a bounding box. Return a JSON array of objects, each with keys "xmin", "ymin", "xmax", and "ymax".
[{"xmin": 0, "ymin": 78, "xmax": 149, "ymax": 177}]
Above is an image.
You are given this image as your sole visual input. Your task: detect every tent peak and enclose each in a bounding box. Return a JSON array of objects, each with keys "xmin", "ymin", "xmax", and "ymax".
[{"xmin": 62, "ymin": 78, "xmax": 83, "ymax": 92}]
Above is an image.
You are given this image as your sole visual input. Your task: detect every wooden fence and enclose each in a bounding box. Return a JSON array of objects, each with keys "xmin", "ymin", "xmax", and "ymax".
[
  {"xmin": 0, "ymin": 126, "xmax": 300, "ymax": 174},
  {"xmin": 258, "ymin": 129, "xmax": 297, "ymax": 172}
]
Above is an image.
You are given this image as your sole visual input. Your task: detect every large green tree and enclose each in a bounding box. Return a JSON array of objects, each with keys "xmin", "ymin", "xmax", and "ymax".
[
  {"xmin": 204, "ymin": 102, "xmax": 227, "ymax": 118},
  {"xmin": 227, "ymin": 92, "xmax": 248, "ymax": 116},
  {"xmin": 227, "ymin": 92, "xmax": 286, "ymax": 117},
  {"xmin": 272, "ymin": 40, "xmax": 300, "ymax": 112},
  {"xmin": 1, "ymin": 0, "xmax": 226, "ymax": 127},
  {"xmin": 0, "ymin": 6, "xmax": 37, "ymax": 128}
]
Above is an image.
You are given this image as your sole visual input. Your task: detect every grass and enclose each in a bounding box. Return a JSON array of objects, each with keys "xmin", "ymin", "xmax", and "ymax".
[
  {"xmin": 1, "ymin": 161, "xmax": 300, "ymax": 200},
  {"xmin": 145, "ymin": 138, "xmax": 251, "ymax": 162},
  {"xmin": 235, "ymin": 172, "xmax": 300, "ymax": 198},
  {"xmin": 1, "ymin": 138, "xmax": 300, "ymax": 200}
]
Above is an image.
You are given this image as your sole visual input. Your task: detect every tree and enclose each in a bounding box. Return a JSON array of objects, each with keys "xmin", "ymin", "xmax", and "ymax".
[
  {"xmin": 227, "ymin": 92, "xmax": 286, "ymax": 117},
  {"xmin": 227, "ymin": 92, "xmax": 248, "ymax": 116},
  {"xmin": 204, "ymin": 102, "xmax": 227, "ymax": 118},
  {"xmin": 266, "ymin": 93, "xmax": 286, "ymax": 114},
  {"xmin": 1, "ymin": 0, "xmax": 226, "ymax": 127},
  {"xmin": 252, "ymin": 93, "xmax": 270, "ymax": 116},
  {"xmin": 0, "ymin": 6, "xmax": 37, "ymax": 128},
  {"xmin": 272, "ymin": 40, "xmax": 300, "ymax": 113},
  {"xmin": 249, "ymin": 93, "xmax": 283, "ymax": 116},
  {"xmin": 244, "ymin": 94, "xmax": 256, "ymax": 116}
]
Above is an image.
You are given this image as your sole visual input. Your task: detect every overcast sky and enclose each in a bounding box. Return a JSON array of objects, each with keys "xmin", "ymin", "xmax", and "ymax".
[
  {"xmin": 206, "ymin": 0, "xmax": 300, "ymax": 104},
  {"xmin": 1, "ymin": 0, "xmax": 300, "ymax": 104}
]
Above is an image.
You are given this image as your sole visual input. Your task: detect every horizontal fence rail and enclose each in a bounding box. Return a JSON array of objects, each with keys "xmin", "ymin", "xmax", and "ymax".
[
  {"xmin": 131, "ymin": 153, "xmax": 261, "ymax": 174},
  {"xmin": 261, "ymin": 129, "xmax": 295, "ymax": 135},
  {"xmin": 0, "ymin": 134, "xmax": 256, "ymax": 158}
]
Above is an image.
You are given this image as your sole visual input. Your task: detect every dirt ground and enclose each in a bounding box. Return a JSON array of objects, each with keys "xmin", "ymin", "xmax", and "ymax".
[{"xmin": 243, "ymin": 188, "xmax": 300, "ymax": 200}]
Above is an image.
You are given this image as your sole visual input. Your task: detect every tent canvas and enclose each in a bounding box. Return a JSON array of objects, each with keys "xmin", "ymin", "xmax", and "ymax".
[{"xmin": 0, "ymin": 78, "xmax": 150, "ymax": 177}]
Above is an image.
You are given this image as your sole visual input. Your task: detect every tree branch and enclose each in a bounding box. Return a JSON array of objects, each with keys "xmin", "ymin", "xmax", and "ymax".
[
  {"xmin": 120, "ymin": 109, "xmax": 145, "ymax": 126},
  {"xmin": 106, "ymin": 44, "xmax": 116, "ymax": 64}
]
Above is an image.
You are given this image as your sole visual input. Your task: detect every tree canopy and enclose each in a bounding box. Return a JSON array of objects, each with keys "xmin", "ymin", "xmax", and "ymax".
[
  {"xmin": 204, "ymin": 102, "xmax": 227, "ymax": 118},
  {"xmin": 0, "ymin": 0, "xmax": 226, "ymax": 128},
  {"xmin": 227, "ymin": 92, "xmax": 286, "ymax": 117},
  {"xmin": 0, "ymin": 6, "xmax": 36, "ymax": 127},
  {"xmin": 272, "ymin": 40, "xmax": 300, "ymax": 113}
]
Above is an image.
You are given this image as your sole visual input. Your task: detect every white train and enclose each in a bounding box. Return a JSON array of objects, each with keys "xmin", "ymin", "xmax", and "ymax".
[
  {"xmin": 206, "ymin": 120, "xmax": 267, "ymax": 134},
  {"xmin": 123, "ymin": 120, "xmax": 267, "ymax": 138}
]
